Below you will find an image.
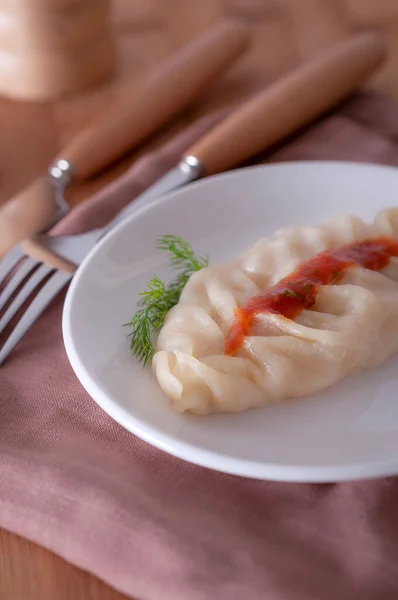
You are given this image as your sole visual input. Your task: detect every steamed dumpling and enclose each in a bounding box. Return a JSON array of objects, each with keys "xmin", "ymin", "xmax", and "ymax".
[{"xmin": 153, "ymin": 208, "xmax": 398, "ymax": 415}]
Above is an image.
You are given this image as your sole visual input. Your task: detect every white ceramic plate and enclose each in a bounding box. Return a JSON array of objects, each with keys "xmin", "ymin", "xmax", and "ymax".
[{"xmin": 63, "ymin": 161, "xmax": 398, "ymax": 483}]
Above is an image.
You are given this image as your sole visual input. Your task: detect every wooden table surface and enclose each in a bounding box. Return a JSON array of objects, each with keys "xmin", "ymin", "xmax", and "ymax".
[{"xmin": 1, "ymin": 0, "xmax": 398, "ymax": 598}]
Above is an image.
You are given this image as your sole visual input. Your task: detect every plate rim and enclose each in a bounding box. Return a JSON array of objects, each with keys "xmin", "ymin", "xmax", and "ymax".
[{"xmin": 62, "ymin": 160, "xmax": 398, "ymax": 483}]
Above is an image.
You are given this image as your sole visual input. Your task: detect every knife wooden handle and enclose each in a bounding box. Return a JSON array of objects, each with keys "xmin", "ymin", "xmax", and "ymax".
[
  {"xmin": 185, "ymin": 31, "xmax": 387, "ymax": 175},
  {"xmin": 59, "ymin": 18, "xmax": 250, "ymax": 180}
]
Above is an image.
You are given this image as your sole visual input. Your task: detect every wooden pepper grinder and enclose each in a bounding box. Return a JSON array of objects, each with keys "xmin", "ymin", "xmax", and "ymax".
[{"xmin": 0, "ymin": 0, "xmax": 115, "ymax": 100}]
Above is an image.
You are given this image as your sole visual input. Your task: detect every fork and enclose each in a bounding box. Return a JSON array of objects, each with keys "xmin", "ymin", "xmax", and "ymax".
[
  {"xmin": 0, "ymin": 30, "xmax": 388, "ymax": 364},
  {"xmin": 0, "ymin": 180, "xmax": 158, "ymax": 365}
]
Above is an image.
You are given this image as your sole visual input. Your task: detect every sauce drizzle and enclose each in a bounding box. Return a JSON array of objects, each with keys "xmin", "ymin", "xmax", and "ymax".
[{"xmin": 224, "ymin": 237, "xmax": 398, "ymax": 356}]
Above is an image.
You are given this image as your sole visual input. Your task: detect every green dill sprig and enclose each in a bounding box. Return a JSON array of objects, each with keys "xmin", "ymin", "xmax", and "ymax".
[
  {"xmin": 156, "ymin": 235, "xmax": 208, "ymax": 272},
  {"xmin": 126, "ymin": 235, "xmax": 208, "ymax": 367}
]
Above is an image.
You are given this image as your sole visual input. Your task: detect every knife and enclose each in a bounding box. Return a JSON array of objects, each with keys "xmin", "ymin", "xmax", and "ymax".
[
  {"xmin": 109, "ymin": 30, "xmax": 388, "ymax": 218},
  {"xmin": 26, "ymin": 30, "xmax": 387, "ymax": 271},
  {"xmin": 0, "ymin": 18, "xmax": 250, "ymax": 259}
]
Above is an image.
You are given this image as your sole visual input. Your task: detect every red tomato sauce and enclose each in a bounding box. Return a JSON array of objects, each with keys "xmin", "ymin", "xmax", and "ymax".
[{"xmin": 224, "ymin": 237, "xmax": 398, "ymax": 356}]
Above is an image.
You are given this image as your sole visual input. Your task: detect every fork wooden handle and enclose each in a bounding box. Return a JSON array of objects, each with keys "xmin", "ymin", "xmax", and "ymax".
[
  {"xmin": 59, "ymin": 18, "xmax": 250, "ymax": 180},
  {"xmin": 0, "ymin": 19, "xmax": 249, "ymax": 260}
]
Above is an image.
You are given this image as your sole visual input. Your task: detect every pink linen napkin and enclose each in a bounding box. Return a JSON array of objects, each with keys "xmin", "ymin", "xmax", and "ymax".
[{"xmin": 2, "ymin": 91, "xmax": 398, "ymax": 600}]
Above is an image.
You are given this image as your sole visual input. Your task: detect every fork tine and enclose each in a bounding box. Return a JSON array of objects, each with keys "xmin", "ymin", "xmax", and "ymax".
[
  {"xmin": 0, "ymin": 270, "xmax": 72, "ymax": 365},
  {"xmin": 0, "ymin": 246, "xmax": 24, "ymax": 287},
  {"xmin": 0, "ymin": 263, "xmax": 54, "ymax": 333},
  {"xmin": 0, "ymin": 258, "xmax": 39, "ymax": 312}
]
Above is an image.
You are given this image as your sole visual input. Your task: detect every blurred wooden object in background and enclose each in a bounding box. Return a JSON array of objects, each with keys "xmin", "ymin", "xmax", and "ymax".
[
  {"xmin": 0, "ymin": 0, "xmax": 115, "ymax": 99},
  {"xmin": 1, "ymin": 0, "xmax": 398, "ymax": 599}
]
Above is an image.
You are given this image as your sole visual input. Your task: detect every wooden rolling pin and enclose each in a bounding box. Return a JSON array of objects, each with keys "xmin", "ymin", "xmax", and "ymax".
[
  {"xmin": 187, "ymin": 31, "xmax": 387, "ymax": 175},
  {"xmin": 0, "ymin": 0, "xmax": 115, "ymax": 98},
  {"xmin": 0, "ymin": 19, "xmax": 250, "ymax": 258},
  {"xmin": 0, "ymin": 0, "xmax": 110, "ymax": 53}
]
